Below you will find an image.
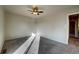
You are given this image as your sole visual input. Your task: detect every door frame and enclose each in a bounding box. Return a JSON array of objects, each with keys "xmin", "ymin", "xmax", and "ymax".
[{"xmin": 67, "ymin": 12, "xmax": 79, "ymax": 43}]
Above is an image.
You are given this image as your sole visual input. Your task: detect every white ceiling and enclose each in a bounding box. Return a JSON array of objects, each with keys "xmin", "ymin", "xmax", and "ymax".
[{"xmin": 3, "ymin": 5, "xmax": 79, "ymax": 19}]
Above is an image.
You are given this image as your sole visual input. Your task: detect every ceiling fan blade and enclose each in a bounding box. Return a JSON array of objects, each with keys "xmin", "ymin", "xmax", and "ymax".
[
  {"xmin": 31, "ymin": 13, "xmax": 33, "ymax": 14},
  {"xmin": 38, "ymin": 11, "xmax": 43, "ymax": 13}
]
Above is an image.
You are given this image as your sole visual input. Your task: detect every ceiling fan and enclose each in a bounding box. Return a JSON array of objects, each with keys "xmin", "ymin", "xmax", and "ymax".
[{"xmin": 28, "ymin": 6, "xmax": 43, "ymax": 15}]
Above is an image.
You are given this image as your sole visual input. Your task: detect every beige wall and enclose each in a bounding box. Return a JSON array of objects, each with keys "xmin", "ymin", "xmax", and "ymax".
[
  {"xmin": 5, "ymin": 12, "xmax": 35, "ymax": 40},
  {"xmin": 0, "ymin": 6, "xmax": 5, "ymax": 52},
  {"xmin": 37, "ymin": 7, "xmax": 79, "ymax": 44}
]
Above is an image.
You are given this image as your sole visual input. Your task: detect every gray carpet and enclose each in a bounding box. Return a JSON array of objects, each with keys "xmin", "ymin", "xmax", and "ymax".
[
  {"xmin": 38, "ymin": 37, "xmax": 79, "ymax": 54},
  {"xmin": 2, "ymin": 36, "xmax": 29, "ymax": 54},
  {"xmin": 2, "ymin": 36, "xmax": 79, "ymax": 54}
]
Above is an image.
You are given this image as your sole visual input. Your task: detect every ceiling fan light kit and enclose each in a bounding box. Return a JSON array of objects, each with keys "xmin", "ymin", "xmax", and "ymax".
[{"xmin": 32, "ymin": 12, "xmax": 37, "ymax": 15}]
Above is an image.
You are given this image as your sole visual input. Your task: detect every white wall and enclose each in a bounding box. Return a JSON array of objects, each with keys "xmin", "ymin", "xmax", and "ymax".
[
  {"xmin": 5, "ymin": 6, "xmax": 79, "ymax": 44},
  {"xmin": 37, "ymin": 7, "xmax": 79, "ymax": 44},
  {"xmin": 0, "ymin": 6, "xmax": 5, "ymax": 52},
  {"xmin": 5, "ymin": 12, "xmax": 35, "ymax": 40}
]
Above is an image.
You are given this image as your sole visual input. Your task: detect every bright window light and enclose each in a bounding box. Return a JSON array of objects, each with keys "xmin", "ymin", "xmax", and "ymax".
[{"xmin": 32, "ymin": 33, "xmax": 35, "ymax": 36}]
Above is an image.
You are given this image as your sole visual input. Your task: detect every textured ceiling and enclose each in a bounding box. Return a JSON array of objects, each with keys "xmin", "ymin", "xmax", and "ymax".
[{"xmin": 3, "ymin": 5, "xmax": 78, "ymax": 19}]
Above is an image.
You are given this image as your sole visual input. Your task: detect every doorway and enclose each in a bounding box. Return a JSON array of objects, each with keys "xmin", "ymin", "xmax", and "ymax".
[
  {"xmin": 68, "ymin": 14, "xmax": 79, "ymax": 46},
  {"xmin": 69, "ymin": 21, "xmax": 75, "ymax": 37}
]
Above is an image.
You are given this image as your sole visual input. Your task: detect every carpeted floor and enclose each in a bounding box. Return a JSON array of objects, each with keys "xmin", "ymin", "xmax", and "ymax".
[
  {"xmin": 2, "ymin": 36, "xmax": 29, "ymax": 54},
  {"xmin": 38, "ymin": 37, "xmax": 79, "ymax": 54},
  {"xmin": 2, "ymin": 36, "xmax": 79, "ymax": 54}
]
